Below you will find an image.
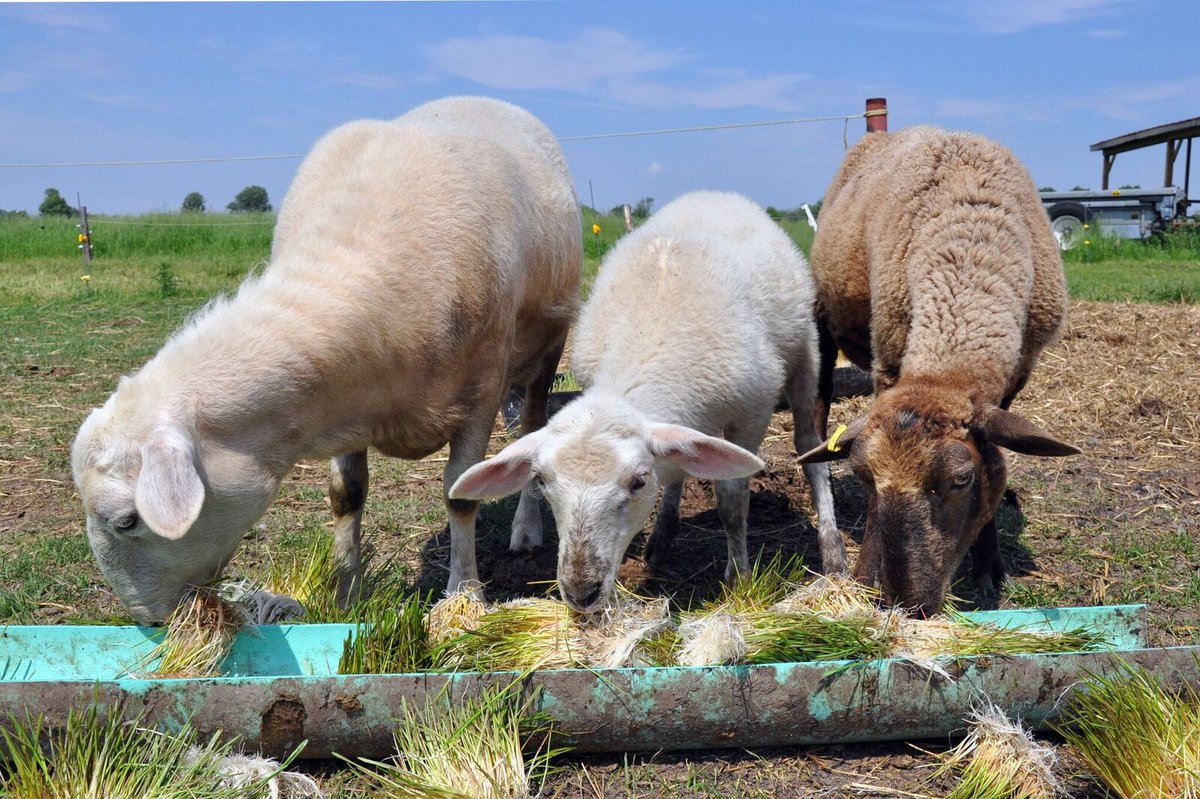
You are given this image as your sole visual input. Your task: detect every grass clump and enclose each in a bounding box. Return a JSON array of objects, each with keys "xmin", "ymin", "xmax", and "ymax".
[
  {"xmin": 262, "ymin": 532, "xmax": 410, "ymax": 623},
  {"xmin": 339, "ymin": 687, "xmax": 567, "ymax": 799},
  {"xmin": 136, "ymin": 588, "xmax": 243, "ymax": 679},
  {"xmin": 0, "ymin": 702, "xmax": 309, "ymax": 799},
  {"xmin": 338, "ymin": 592, "xmax": 434, "ymax": 675},
  {"xmin": 936, "ymin": 702, "xmax": 1061, "ymax": 799},
  {"xmin": 1055, "ymin": 662, "xmax": 1200, "ymax": 798}
]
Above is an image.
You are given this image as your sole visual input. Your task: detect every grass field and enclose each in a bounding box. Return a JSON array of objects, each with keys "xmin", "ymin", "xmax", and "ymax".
[{"xmin": 1, "ymin": 211, "xmax": 1199, "ymax": 796}]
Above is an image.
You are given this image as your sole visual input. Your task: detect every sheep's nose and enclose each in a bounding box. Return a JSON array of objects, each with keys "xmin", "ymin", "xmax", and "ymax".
[{"xmin": 562, "ymin": 582, "xmax": 603, "ymax": 612}]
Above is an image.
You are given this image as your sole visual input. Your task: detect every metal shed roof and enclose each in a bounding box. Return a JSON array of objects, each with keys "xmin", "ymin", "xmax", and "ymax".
[{"xmin": 1091, "ymin": 116, "xmax": 1200, "ymax": 155}]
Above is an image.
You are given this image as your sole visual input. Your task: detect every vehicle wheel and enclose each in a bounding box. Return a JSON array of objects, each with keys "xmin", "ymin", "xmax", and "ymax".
[{"xmin": 1046, "ymin": 202, "xmax": 1093, "ymax": 251}]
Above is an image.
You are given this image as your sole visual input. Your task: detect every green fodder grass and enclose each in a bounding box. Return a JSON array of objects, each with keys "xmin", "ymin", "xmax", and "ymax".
[
  {"xmin": 339, "ymin": 687, "xmax": 566, "ymax": 799},
  {"xmin": 1055, "ymin": 662, "xmax": 1200, "ymax": 798},
  {"xmin": 0, "ymin": 702, "xmax": 300, "ymax": 799}
]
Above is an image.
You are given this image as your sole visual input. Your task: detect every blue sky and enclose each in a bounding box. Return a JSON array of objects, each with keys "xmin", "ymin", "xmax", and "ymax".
[{"xmin": 1, "ymin": 0, "xmax": 1197, "ymax": 216}]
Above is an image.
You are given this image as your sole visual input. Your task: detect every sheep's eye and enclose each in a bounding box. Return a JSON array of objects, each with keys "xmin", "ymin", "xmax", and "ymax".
[
  {"xmin": 950, "ymin": 472, "xmax": 973, "ymax": 490},
  {"xmin": 629, "ymin": 475, "xmax": 646, "ymax": 493},
  {"xmin": 112, "ymin": 513, "xmax": 139, "ymax": 532},
  {"xmin": 531, "ymin": 472, "xmax": 545, "ymax": 488}
]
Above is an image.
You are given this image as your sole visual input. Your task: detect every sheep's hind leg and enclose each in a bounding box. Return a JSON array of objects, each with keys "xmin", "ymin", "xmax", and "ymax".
[
  {"xmin": 787, "ymin": 335, "xmax": 848, "ymax": 575},
  {"xmin": 331, "ymin": 449, "xmax": 368, "ymax": 608},
  {"xmin": 510, "ymin": 338, "xmax": 565, "ymax": 552},
  {"xmin": 643, "ymin": 479, "xmax": 683, "ymax": 571}
]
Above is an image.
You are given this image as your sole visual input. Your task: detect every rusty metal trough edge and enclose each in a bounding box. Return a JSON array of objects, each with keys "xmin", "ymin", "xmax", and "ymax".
[{"xmin": 4, "ymin": 604, "xmax": 1200, "ymax": 758}]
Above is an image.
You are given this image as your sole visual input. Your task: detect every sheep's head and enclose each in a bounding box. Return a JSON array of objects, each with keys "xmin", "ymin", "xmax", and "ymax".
[
  {"xmin": 72, "ymin": 380, "xmax": 281, "ymax": 624},
  {"xmin": 449, "ymin": 395, "xmax": 764, "ymax": 613},
  {"xmin": 799, "ymin": 384, "xmax": 1078, "ymax": 615}
]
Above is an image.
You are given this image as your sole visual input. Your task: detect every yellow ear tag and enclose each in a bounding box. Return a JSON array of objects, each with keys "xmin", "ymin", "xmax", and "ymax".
[{"xmin": 827, "ymin": 423, "xmax": 849, "ymax": 453}]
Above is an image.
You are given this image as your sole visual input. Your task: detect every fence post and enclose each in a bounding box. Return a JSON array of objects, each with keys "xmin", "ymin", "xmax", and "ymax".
[
  {"xmin": 623, "ymin": 204, "xmax": 633, "ymax": 232},
  {"xmin": 78, "ymin": 205, "xmax": 93, "ymax": 263},
  {"xmin": 866, "ymin": 98, "xmax": 888, "ymax": 133}
]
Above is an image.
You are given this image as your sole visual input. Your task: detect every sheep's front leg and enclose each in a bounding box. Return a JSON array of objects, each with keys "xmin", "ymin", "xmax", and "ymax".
[
  {"xmin": 787, "ymin": 337, "xmax": 848, "ymax": 575},
  {"xmin": 510, "ymin": 339, "xmax": 564, "ymax": 551},
  {"xmin": 444, "ymin": 403, "xmax": 500, "ymax": 594},
  {"xmin": 642, "ymin": 479, "xmax": 683, "ymax": 571},
  {"xmin": 715, "ymin": 477, "xmax": 751, "ymax": 583},
  {"xmin": 330, "ymin": 449, "xmax": 368, "ymax": 607}
]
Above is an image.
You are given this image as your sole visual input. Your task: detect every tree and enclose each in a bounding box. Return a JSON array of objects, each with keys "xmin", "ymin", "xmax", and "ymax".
[
  {"xmin": 182, "ymin": 192, "xmax": 206, "ymax": 213},
  {"xmin": 227, "ymin": 185, "xmax": 271, "ymax": 213},
  {"xmin": 631, "ymin": 196, "xmax": 654, "ymax": 220},
  {"xmin": 39, "ymin": 188, "xmax": 77, "ymax": 217}
]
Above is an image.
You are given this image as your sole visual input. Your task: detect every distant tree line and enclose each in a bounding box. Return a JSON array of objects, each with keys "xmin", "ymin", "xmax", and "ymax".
[{"xmin": 10, "ymin": 186, "xmax": 274, "ymax": 217}]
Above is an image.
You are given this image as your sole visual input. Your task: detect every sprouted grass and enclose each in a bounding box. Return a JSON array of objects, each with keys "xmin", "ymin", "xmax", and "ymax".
[
  {"xmin": 136, "ymin": 588, "xmax": 243, "ymax": 679},
  {"xmin": 1055, "ymin": 661, "xmax": 1200, "ymax": 798},
  {"xmin": 936, "ymin": 701, "xmax": 1061, "ymax": 799},
  {"xmin": 338, "ymin": 592, "xmax": 434, "ymax": 675},
  {"xmin": 263, "ymin": 534, "xmax": 410, "ymax": 623},
  {"xmin": 0, "ymin": 702, "xmax": 308, "ymax": 799},
  {"xmin": 338, "ymin": 686, "xmax": 568, "ymax": 799}
]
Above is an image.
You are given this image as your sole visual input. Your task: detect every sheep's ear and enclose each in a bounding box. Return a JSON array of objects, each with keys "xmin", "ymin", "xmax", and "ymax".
[
  {"xmin": 449, "ymin": 429, "xmax": 547, "ymax": 501},
  {"xmin": 135, "ymin": 428, "xmax": 205, "ymax": 540},
  {"xmin": 647, "ymin": 423, "xmax": 764, "ymax": 480},
  {"xmin": 798, "ymin": 415, "xmax": 867, "ymax": 463},
  {"xmin": 977, "ymin": 407, "xmax": 1081, "ymax": 457}
]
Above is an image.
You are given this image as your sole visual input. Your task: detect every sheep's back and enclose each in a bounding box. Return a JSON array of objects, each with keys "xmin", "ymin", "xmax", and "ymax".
[
  {"xmin": 573, "ymin": 191, "xmax": 815, "ymax": 428},
  {"xmin": 812, "ymin": 127, "xmax": 1066, "ymax": 401}
]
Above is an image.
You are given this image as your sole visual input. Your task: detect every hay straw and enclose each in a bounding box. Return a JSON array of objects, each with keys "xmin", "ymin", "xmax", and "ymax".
[
  {"xmin": 1055, "ymin": 662, "xmax": 1200, "ymax": 798},
  {"xmin": 676, "ymin": 613, "xmax": 746, "ymax": 666},
  {"xmin": 339, "ymin": 687, "xmax": 567, "ymax": 799},
  {"xmin": 575, "ymin": 586, "xmax": 673, "ymax": 668},
  {"xmin": 137, "ymin": 588, "xmax": 244, "ymax": 679},
  {"xmin": 427, "ymin": 585, "xmax": 489, "ymax": 648},
  {"xmin": 937, "ymin": 701, "xmax": 1062, "ymax": 799},
  {"xmin": 434, "ymin": 598, "xmax": 581, "ymax": 672},
  {"xmin": 430, "ymin": 587, "xmax": 672, "ymax": 672}
]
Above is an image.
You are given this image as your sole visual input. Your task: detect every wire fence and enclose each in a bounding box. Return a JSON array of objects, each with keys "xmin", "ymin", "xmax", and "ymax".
[{"xmin": 0, "ymin": 111, "xmax": 870, "ymax": 169}]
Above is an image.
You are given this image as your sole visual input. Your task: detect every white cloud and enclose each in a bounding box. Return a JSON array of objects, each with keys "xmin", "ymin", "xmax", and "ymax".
[
  {"xmin": 647, "ymin": 161, "xmax": 664, "ymax": 175},
  {"xmin": 425, "ymin": 29, "xmax": 807, "ymax": 112},
  {"xmin": 1071, "ymin": 76, "xmax": 1200, "ymax": 122},
  {"xmin": 0, "ymin": 72, "xmax": 32, "ymax": 92},
  {"xmin": 427, "ymin": 30, "xmax": 687, "ymax": 92},
  {"xmin": 955, "ymin": 0, "xmax": 1129, "ymax": 34}
]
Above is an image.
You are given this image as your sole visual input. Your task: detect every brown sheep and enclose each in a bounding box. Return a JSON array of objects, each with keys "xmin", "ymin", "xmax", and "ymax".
[{"xmin": 799, "ymin": 125, "xmax": 1079, "ymax": 615}]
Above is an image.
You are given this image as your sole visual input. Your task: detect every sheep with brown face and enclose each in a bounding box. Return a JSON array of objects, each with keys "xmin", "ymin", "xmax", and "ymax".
[
  {"xmin": 800, "ymin": 125, "xmax": 1079, "ymax": 616},
  {"xmin": 72, "ymin": 97, "xmax": 581, "ymax": 623}
]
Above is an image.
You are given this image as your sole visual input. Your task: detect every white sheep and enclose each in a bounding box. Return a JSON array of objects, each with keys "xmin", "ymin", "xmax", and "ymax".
[
  {"xmin": 71, "ymin": 97, "xmax": 582, "ymax": 623},
  {"xmin": 799, "ymin": 126, "xmax": 1079, "ymax": 615},
  {"xmin": 451, "ymin": 191, "xmax": 843, "ymax": 612}
]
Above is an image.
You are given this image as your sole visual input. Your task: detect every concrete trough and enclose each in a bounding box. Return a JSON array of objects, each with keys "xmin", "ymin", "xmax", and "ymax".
[{"xmin": 4, "ymin": 604, "xmax": 1198, "ymax": 759}]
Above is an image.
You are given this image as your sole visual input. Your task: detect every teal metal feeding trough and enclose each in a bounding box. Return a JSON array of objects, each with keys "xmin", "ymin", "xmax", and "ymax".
[{"xmin": 3, "ymin": 604, "xmax": 1199, "ymax": 759}]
